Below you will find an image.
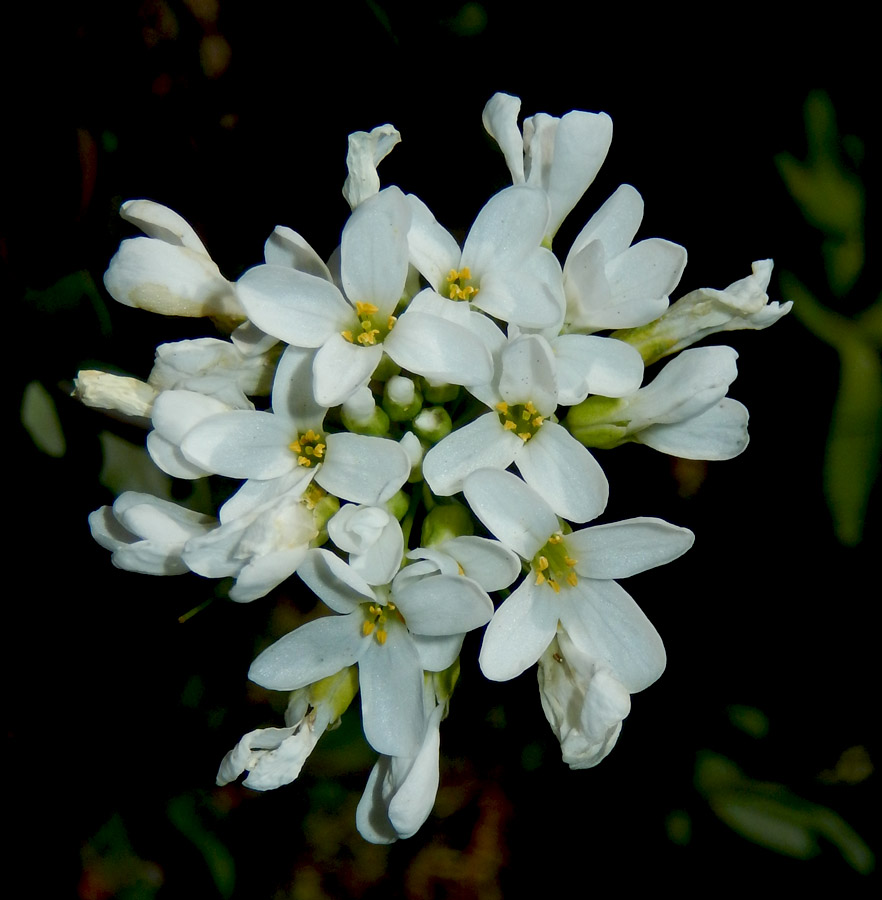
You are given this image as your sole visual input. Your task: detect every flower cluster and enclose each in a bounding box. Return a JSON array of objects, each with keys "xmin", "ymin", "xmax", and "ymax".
[{"xmin": 79, "ymin": 93, "xmax": 790, "ymax": 843}]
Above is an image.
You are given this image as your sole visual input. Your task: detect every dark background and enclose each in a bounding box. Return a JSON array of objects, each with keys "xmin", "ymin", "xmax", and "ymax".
[{"xmin": 8, "ymin": 2, "xmax": 877, "ymax": 897}]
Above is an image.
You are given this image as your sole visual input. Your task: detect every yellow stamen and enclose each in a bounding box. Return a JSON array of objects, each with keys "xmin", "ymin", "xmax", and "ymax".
[
  {"xmin": 355, "ymin": 301, "xmax": 379, "ymax": 316},
  {"xmin": 517, "ymin": 431, "xmax": 532, "ymax": 442},
  {"xmin": 566, "ymin": 572, "xmax": 579, "ymax": 587},
  {"xmin": 376, "ymin": 630, "xmax": 387, "ymax": 645},
  {"xmin": 341, "ymin": 330, "xmax": 353, "ymax": 343},
  {"xmin": 496, "ymin": 401, "xmax": 509, "ymax": 414},
  {"xmin": 363, "ymin": 621, "xmax": 375, "ymax": 636},
  {"xmin": 503, "ymin": 420, "xmax": 517, "ymax": 432}
]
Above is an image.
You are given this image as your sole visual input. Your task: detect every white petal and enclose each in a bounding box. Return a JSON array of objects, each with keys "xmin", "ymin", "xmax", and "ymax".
[
  {"xmin": 236, "ymin": 264, "xmax": 350, "ymax": 346},
  {"xmin": 422, "ymin": 413, "xmax": 519, "ymax": 497},
  {"xmin": 263, "ymin": 226, "xmax": 332, "ymax": 280},
  {"xmin": 181, "ymin": 410, "xmax": 294, "ymax": 479},
  {"xmin": 388, "ymin": 704, "xmax": 444, "ymax": 838},
  {"xmin": 516, "ymin": 423, "xmax": 608, "ymax": 524},
  {"xmin": 313, "ymin": 335, "xmax": 382, "ymax": 408},
  {"xmin": 482, "ymin": 92, "xmax": 525, "ymax": 184},
  {"xmin": 569, "ymin": 184, "xmax": 643, "ymax": 260},
  {"xmin": 341, "ymin": 186, "xmax": 410, "ymax": 314},
  {"xmin": 393, "ymin": 574, "xmax": 493, "ymax": 636},
  {"xmin": 553, "ymin": 334, "xmax": 644, "ymax": 403},
  {"xmin": 638, "ymin": 398, "xmax": 750, "ymax": 460},
  {"xmin": 441, "ymin": 536, "xmax": 521, "ymax": 591},
  {"xmin": 479, "ymin": 581, "xmax": 559, "ymax": 681},
  {"xmin": 296, "ymin": 548, "xmax": 374, "ymax": 613},
  {"xmin": 384, "ymin": 310, "xmax": 493, "ymax": 387},
  {"xmin": 499, "ymin": 333, "xmax": 558, "ymax": 413},
  {"xmin": 248, "ymin": 615, "xmax": 363, "ymax": 691},
  {"xmin": 462, "ymin": 185, "xmax": 548, "ymax": 275},
  {"xmin": 318, "ymin": 432, "xmax": 410, "ymax": 505},
  {"xmin": 566, "ymin": 518, "xmax": 694, "ymax": 580},
  {"xmin": 462, "ymin": 468, "xmax": 557, "ymax": 560},
  {"xmin": 411, "ymin": 633, "xmax": 465, "ymax": 672},
  {"xmin": 120, "ymin": 199, "xmax": 209, "ymax": 255},
  {"xmin": 230, "ymin": 548, "xmax": 308, "ymax": 602},
  {"xmin": 560, "ymin": 579, "xmax": 665, "ymax": 693},
  {"xmin": 104, "ymin": 238, "xmax": 238, "ymax": 317},
  {"xmin": 359, "ymin": 627, "xmax": 424, "ymax": 757},
  {"xmin": 405, "ymin": 194, "xmax": 462, "ymax": 292}
]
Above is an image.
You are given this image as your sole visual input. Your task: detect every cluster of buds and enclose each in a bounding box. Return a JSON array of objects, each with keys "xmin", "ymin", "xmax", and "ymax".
[{"xmin": 78, "ymin": 93, "xmax": 790, "ymax": 843}]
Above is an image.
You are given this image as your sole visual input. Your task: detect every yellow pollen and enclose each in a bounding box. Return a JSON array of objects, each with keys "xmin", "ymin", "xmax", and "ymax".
[
  {"xmin": 503, "ymin": 420, "xmax": 517, "ymax": 432},
  {"xmin": 290, "ymin": 430, "xmax": 326, "ymax": 468},
  {"xmin": 532, "ymin": 416, "xmax": 544, "ymax": 427},
  {"xmin": 447, "ymin": 267, "xmax": 479, "ymax": 301},
  {"xmin": 355, "ymin": 301, "xmax": 379, "ymax": 316},
  {"xmin": 363, "ymin": 621, "xmax": 375, "ymax": 636},
  {"xmin": 357, "ymin": 329, "xmax": 380, "ymax": 345},
  {"xmin": 496, "ymin": 401, "xmax": 509, "ymax": 414},
  {"xmin": 376, "ymin": 630, "xmax": 387, "ymax": 645},
  {"xmin": 517, "ymin": 431, "xmax": 532, "ymax": 442},
  {"xmin": 341, "ymin": 330, "xmax": 353, "ymax": 343}
]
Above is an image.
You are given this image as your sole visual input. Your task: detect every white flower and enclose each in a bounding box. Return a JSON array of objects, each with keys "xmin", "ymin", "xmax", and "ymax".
[
  {"xmin": 74, "ymin": 370, "xmax": 157, "ymax": 418},
  {"xmin": 562, "ymin": 184, "xmax": 688, "ymax": 332},
  {"xmin": 182, "ymin": 471, "xmax": 329, "ymax": 602},
  {"xmin": 565, "ymin": 345, "xmax": 750, "ymax": 460},
  {"xmin": 327, "ymin": 502, "xmax": 404, "ymax": 586},
  {"xmin": 356, "ymin": 702, "xmax": 444, "ymax": 843},
  {"xmin": 538, "ymin": 631, "xmax": 631, "ymax": 769},
  {"xmin": 248, "ymin": 549, "xmax": 493, "ymax": 756},
  {"xmin": 342, "ymin": 124, "xmax": 401, "ymax": 210},
  {"xmin": 406, "ymin": 185, "xmax": 565, "ymax": 330},
  {"xmin": 482, "ymin": 92, "xmax": 613, "ymax": 241},
  {"xmin": 423, "ymin": 331, "xmax": 609, "ymax": 523},
  {"xmin": 237, "ymin": 188, "xmax": 492, "ymax": 406},
  {"xmin": 90, "ymin": 492, "xmax": 215, "ymax": 575},
  {"xmin": 614, "ymin": 259, "xmax": 793, "ymax": 364},
  {"xmin": 176, "ymin": 345, "xmax": 411, "ymax": 505},
  {"xmin": 217, "ymin": 667, "xmax": 358, "ymax": 790},
  {"xmin": 462, "ymin": 468, "xmax": 693, "ymax": 687},
  {"xmin": 104, "ymin": 200, "xmax": 243, "ymax": 319},
  {"xmin": 149, "ymin": 337, "xmax": 279, "ymax": 407}
]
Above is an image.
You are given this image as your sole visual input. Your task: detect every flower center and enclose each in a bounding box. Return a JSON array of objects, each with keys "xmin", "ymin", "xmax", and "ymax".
[
  {"xmin": 532, "ymin": 532, "xmax": 578, "ymax": 594},
  {"xmin": 496, "ymin": 401, "xmax": 545, "ymax": 442},
  {"xmin": 341, "ymin": 301, "xmax": 397, "ymax": 346},
  {"xmin": 446, "ymin": 267, "xmax": 479, "ymax": 301},
  {"xmin": 361, "ymin": 601, "xmax": 404, "ymax": 645},
  {"xmin": 288, "ymin": 429, "xmax": 326, "ymax": 468}
]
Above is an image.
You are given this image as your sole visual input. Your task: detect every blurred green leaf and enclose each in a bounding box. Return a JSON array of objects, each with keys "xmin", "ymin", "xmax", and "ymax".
[
  {"xmin": 776, "ymin": 91, "xmax": 864, "ymax": 296},
  {"xmin": 21, "ymin": 380, "xmax": 66, "ymax": 458},
  {"xmin": 781, "ymin": 273, "xmax": 882, "ymax": 545},
  {"xmin": 167, "ymin": 793, "xmax": 236, "ymax": 898},
  {"xmin": 696, "ymin": 751, "xmax": 874, "ymax": 874}
]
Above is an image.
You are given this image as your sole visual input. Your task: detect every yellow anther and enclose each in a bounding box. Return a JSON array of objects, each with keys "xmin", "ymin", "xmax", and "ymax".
[
  {"xmin": 312, "ymin": 444, "xmax": 325, "ymax": 458},
  {"xmin": 363, "ymin": 621, "xmax": 375, "ymax": 636},
  {"xmin": 566, "ymin": 572, "xmax": 579, "ymax": 587},
  {"xmin": 457, "ymin": 563, "xmax": 465, "ymax": 576},
  {"xmin": 387, "ymin": 315, "xmax": 397, "ymax": 330},
  {"xmin": 376, "ymin": 629, "xmax": 387, "ymax": 645},
  {"xmin": 297, "ymin": 456, "xmax": 312, "ymax": 467},
  {"xmin": 548, "ymin": 534, "xmax": 563, "ymax": 544},
  {"xmin": 496, "ymin": 401, "xmax": 509, "ymax": 414},
  {"xmin": 564, "ymin": 556, "xmax": 577, "ymax": 567},
  {"xmin": 532, "ymin": 416, "xmax": 544, "ymax": 427},
  {"xmin": 537, "ymin": 556, "xmax": 549, "ymax": 571},
  {"xmin": 503, "ymin": 420, "xmax": 517, "ymax": 432},
  {"xmin": 341, "ymin": 330, "xmax": 354, "ymax": 343},
  {"xmin": 521, "ymin": 409, "xmax": 532, "ymax": 421},
  {"xmin": 357, "ymin": 329, "xmax": 380, "ymax": 345},
  {"xmin": 355, "ymin": 301, "xmax": 379, "ymax": 316},
  {"xmin": 517, "ymin": 431, "xmax": 532, "ymax": 442},
  {"xmin": 535, "ymin": 571, "xmax": 546, "ymax": 586},
  {"xmin": 549, "ymin": 579, "xmax": 561, "ymax": 594},
  {"xmin": 289, "ymin": 440, "xmax": 302, "ymax": 453}
]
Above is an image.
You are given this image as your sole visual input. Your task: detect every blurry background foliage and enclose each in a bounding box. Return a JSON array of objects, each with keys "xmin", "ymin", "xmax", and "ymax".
[{"xmin": 10, "ymin": 1, "xmax": 877, "ymax": 897}]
